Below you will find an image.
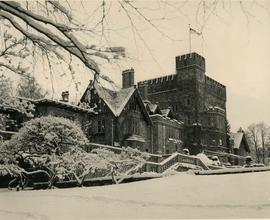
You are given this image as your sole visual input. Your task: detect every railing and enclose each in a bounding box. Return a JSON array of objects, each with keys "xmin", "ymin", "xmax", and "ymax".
[
  {"xmin": 86, "ymin": 143, "xmax": 164, "ymax": 162},
  {"xmin": 86, "ymin": 143, "xmax": 209, "ymax": 173},
  {"xmin": 144, "ymin": 153, "xmax": 209, "ymax": 173}
]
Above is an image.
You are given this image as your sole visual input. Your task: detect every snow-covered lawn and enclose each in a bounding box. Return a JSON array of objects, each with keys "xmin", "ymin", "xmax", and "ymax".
[{"xmin": 1, "ymin": 172, "xmax": 270, "ymax": 219}]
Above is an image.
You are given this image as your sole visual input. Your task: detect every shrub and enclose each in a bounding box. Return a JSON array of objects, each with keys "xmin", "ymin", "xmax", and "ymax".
[{"xmin": 2, "ymin": 116, "xmax": 89, "ymax": 155}]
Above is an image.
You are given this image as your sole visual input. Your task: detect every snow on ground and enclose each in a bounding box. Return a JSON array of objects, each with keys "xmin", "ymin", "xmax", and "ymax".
[{"xmin": 1, "ymin": 172, "xmax": 270, "ymax": 219}]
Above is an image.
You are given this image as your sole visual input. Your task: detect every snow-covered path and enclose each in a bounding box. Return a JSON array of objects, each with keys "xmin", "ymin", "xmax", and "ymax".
[{"xmin": 1, "ymin": 172, "xmax": 270, "ymax": 219}]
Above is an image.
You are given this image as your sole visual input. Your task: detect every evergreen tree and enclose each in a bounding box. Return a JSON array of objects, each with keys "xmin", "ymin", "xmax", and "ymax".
[{"xmin": 225, "ymin": 120, "xmax": 232, "ymax": 151}]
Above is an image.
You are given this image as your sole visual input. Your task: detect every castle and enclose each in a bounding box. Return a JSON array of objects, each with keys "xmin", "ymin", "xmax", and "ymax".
[
  {"xmin": 1, "ymin": 52, "xmax": 244, "ymax": 160},
  {"xmin": 134, "ymin": 52, "xmax": 227, "ymax": 154}
]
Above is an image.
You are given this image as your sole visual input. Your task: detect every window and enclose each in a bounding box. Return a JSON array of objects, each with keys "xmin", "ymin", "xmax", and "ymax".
[
  {"xmin": 187, "ymin": 115, "xmax": 191, "ymax": 125},
  {"xmin": 185, "ymin": 98, "xmax": 191, "ymax": 107},
  {"xmin": 208, "ymin": 117, "xmax": 211, "ymax": 126},
  {"xmin": 129, "ymin": 99, "xmax": 137, "ymax": 111},
  {"xmin": 97, "ymin": 120, "xmax": 105, "ymax": 133},
  {"xmin": 219, "ymin": 139, "xmax": 223, "ymax": 146}
]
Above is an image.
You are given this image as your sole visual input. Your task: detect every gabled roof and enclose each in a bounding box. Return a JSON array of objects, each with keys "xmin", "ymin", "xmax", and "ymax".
[
  {"xmin": 93, "ymin": 82, "xmax": 136, "ymax": 116},
  {"xmin": 230, "ymin": 132, "xmax": 250, "ymax": 152},
  {"xmin": 161, "ymin": 108, "xmax": 174, "ymax": 118},
  {"xmin": 144, "ymin": 101, "xmax": 162, "ymax": 115},
  {"xmin": 81, "ymin": 81, "xmax": 152, "ymax": 125}
]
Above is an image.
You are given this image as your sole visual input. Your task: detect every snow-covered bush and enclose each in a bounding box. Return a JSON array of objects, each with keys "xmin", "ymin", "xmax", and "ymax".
[
  {"xmin": 92, "ymin": 147, "xmax": 149, "ymax": 175},
  {"xmin": 0, "ymin": 144, "xmax": 149, "ymax": 189},
  {"xmin": 0, "ymin": 117, "xmax": 149, "ymax": 189},
  {"xmin": 3, "ymin": 116, "xmax": 89, "ymax": 154}
]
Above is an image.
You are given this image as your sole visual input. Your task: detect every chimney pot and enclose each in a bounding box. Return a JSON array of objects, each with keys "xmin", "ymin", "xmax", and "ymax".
[
  {"xmin": 61, "ymin": 91, "xmax": 69, "ymax": 102},
  {"xmin": 122, "ymin": 68, "xmax": 134, "ymax": 89}
]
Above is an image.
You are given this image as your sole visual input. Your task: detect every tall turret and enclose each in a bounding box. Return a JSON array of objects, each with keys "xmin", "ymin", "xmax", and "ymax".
[{"xmin": 176, "ymin": 52, "xmax": 205, "ymax": 76}]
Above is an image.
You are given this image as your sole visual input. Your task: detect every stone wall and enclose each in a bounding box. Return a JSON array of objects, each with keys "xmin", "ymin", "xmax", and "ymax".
[{"xmin": 150, "ymin": 114, "xmax": 183, "ymax": 154}]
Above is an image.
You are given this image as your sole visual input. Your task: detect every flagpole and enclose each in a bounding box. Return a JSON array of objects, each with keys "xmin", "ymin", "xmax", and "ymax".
[{"xmin": 188, "ymin": 24, "xmax": 191, "ymax": 53}]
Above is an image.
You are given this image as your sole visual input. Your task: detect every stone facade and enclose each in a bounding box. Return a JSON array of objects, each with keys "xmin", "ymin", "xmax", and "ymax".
[
  {"xmin": 138, "ymin": 52, "xmax": 227, "ymax": 154},
  {"xmin": 144, "ymin": 101, "xmax": 184, "ymax": 154},
  {"xmin": 150, "ymin": 114, "xmax": 183, "ymax": 154}
]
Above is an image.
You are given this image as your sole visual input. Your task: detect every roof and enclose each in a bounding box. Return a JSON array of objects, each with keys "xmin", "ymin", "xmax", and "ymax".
[
  {"xmin": 144, "ymin": 101, "xmax": 161, "ymax": 115},
  {"xmin": 230, "ymin": 132, "xmax": 250, "ymax": 152},
  {"xmin": 94, "ymin": 83, "xmax": 136, "ymax": 116},
  {"xmin": 125, "ymin": 134, "xmax": 145, "ymax": 143},
  {"xmin": 34, "ymin": 99, "xmax": 95, "ymax": 114},
  {"xmin": 161, "ymin": 109, "xmax": 174, "ymax": 118},
  {"xmin": 1, "ymin": 97, "xmax": 95, "ymax": 115},
  {"xmin": 81, "ymin": 81, "xmax": 152, "ymax": 125}
]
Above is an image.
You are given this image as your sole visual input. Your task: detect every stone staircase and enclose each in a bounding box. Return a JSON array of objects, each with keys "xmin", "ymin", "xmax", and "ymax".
[
  {"xmin": 142, "ymin": 152, "xmax": 210, "ymax": 173},
  {"xmin": 87, "ymin": 143, "xmax": 210, "ymax": 174}
]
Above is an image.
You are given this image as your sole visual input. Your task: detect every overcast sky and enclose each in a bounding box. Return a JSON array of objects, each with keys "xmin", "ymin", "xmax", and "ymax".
[{"xmin": 24, "ymin": 0, "xmax": 270, "ymax": 131}]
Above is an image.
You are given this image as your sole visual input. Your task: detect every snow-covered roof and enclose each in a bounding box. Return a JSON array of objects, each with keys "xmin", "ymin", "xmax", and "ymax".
[
  {"xmin": 229, "ymin": 132, "xmax": 250, "ymax": 152},
  {"xmin": 230, "ymin": 132, "xmax": 243, "ymax": 149},
  {"xmin": 80, "ymin": 80, "xmax": 152, "ymax": 124},
  {"xmin": 144, "ymin": 101, "xmax": 161, "ymax": 115},
  {"xmin": 94, "ymin": 82, "xmax": 136, "ymax": 116},
  {"xmin": 149, "ymin": 104, "xmax": 159, "ymax": 113},
  {"xmin": 161, "ymin": 109, "xmax": 171, "ymax": 117},
  {"xmin": 125, "ymin": 134, "xmax": 145, "ymax": 143},
  {"xmin": 35, "ymin": 99, "xmax": 95, "ymax": 114}
]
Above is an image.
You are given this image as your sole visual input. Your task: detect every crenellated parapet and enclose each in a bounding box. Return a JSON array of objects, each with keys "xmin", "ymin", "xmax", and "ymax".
[
  {"xmin": 138, "ymin": 74, "xmax": 178, "ymax": 97},
  {"xmin": 138, "ymin": 74, "xmax": 176, "ymax": 85},
  {"xmin": 205, "ymin": 76, "xmax": 226, "ymax": 100},
  {"xmin": 176, "ymin": 52, "xmax": 205, "ymax": 72},
  {"xmin": 205, "ymin": 76, "xmax": 225, "ymax": 88}
]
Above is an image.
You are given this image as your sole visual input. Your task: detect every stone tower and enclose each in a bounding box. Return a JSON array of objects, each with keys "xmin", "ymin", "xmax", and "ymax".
[{"xmin": 137, "ymin": 52, "xmax": 227, "ymax": 154}]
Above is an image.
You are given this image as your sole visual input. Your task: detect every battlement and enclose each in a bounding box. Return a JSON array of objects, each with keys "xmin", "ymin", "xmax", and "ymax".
[
  {"xmin": 176, "ymin": 52, "xmax": 205, "ymax": 72},
  {"xmin": 205, "ymin": 75, "xmax": 226, "ymax": 100},
  {"xmin": 205, "ymin": 75, "xmax": 225, "ymax": 89},
  {"xmin": 138, "ymin": 74, "xmax": 176, "ymax": 85}
]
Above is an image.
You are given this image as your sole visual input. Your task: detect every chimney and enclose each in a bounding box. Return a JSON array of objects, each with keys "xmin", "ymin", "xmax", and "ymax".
[
  {"xmin": 122, "ymin": 68, "xmax": 134, "ymax": 89},
  {"xmin": 61, "ymin": 91, "xmax": 69, "ymax": 102}
]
